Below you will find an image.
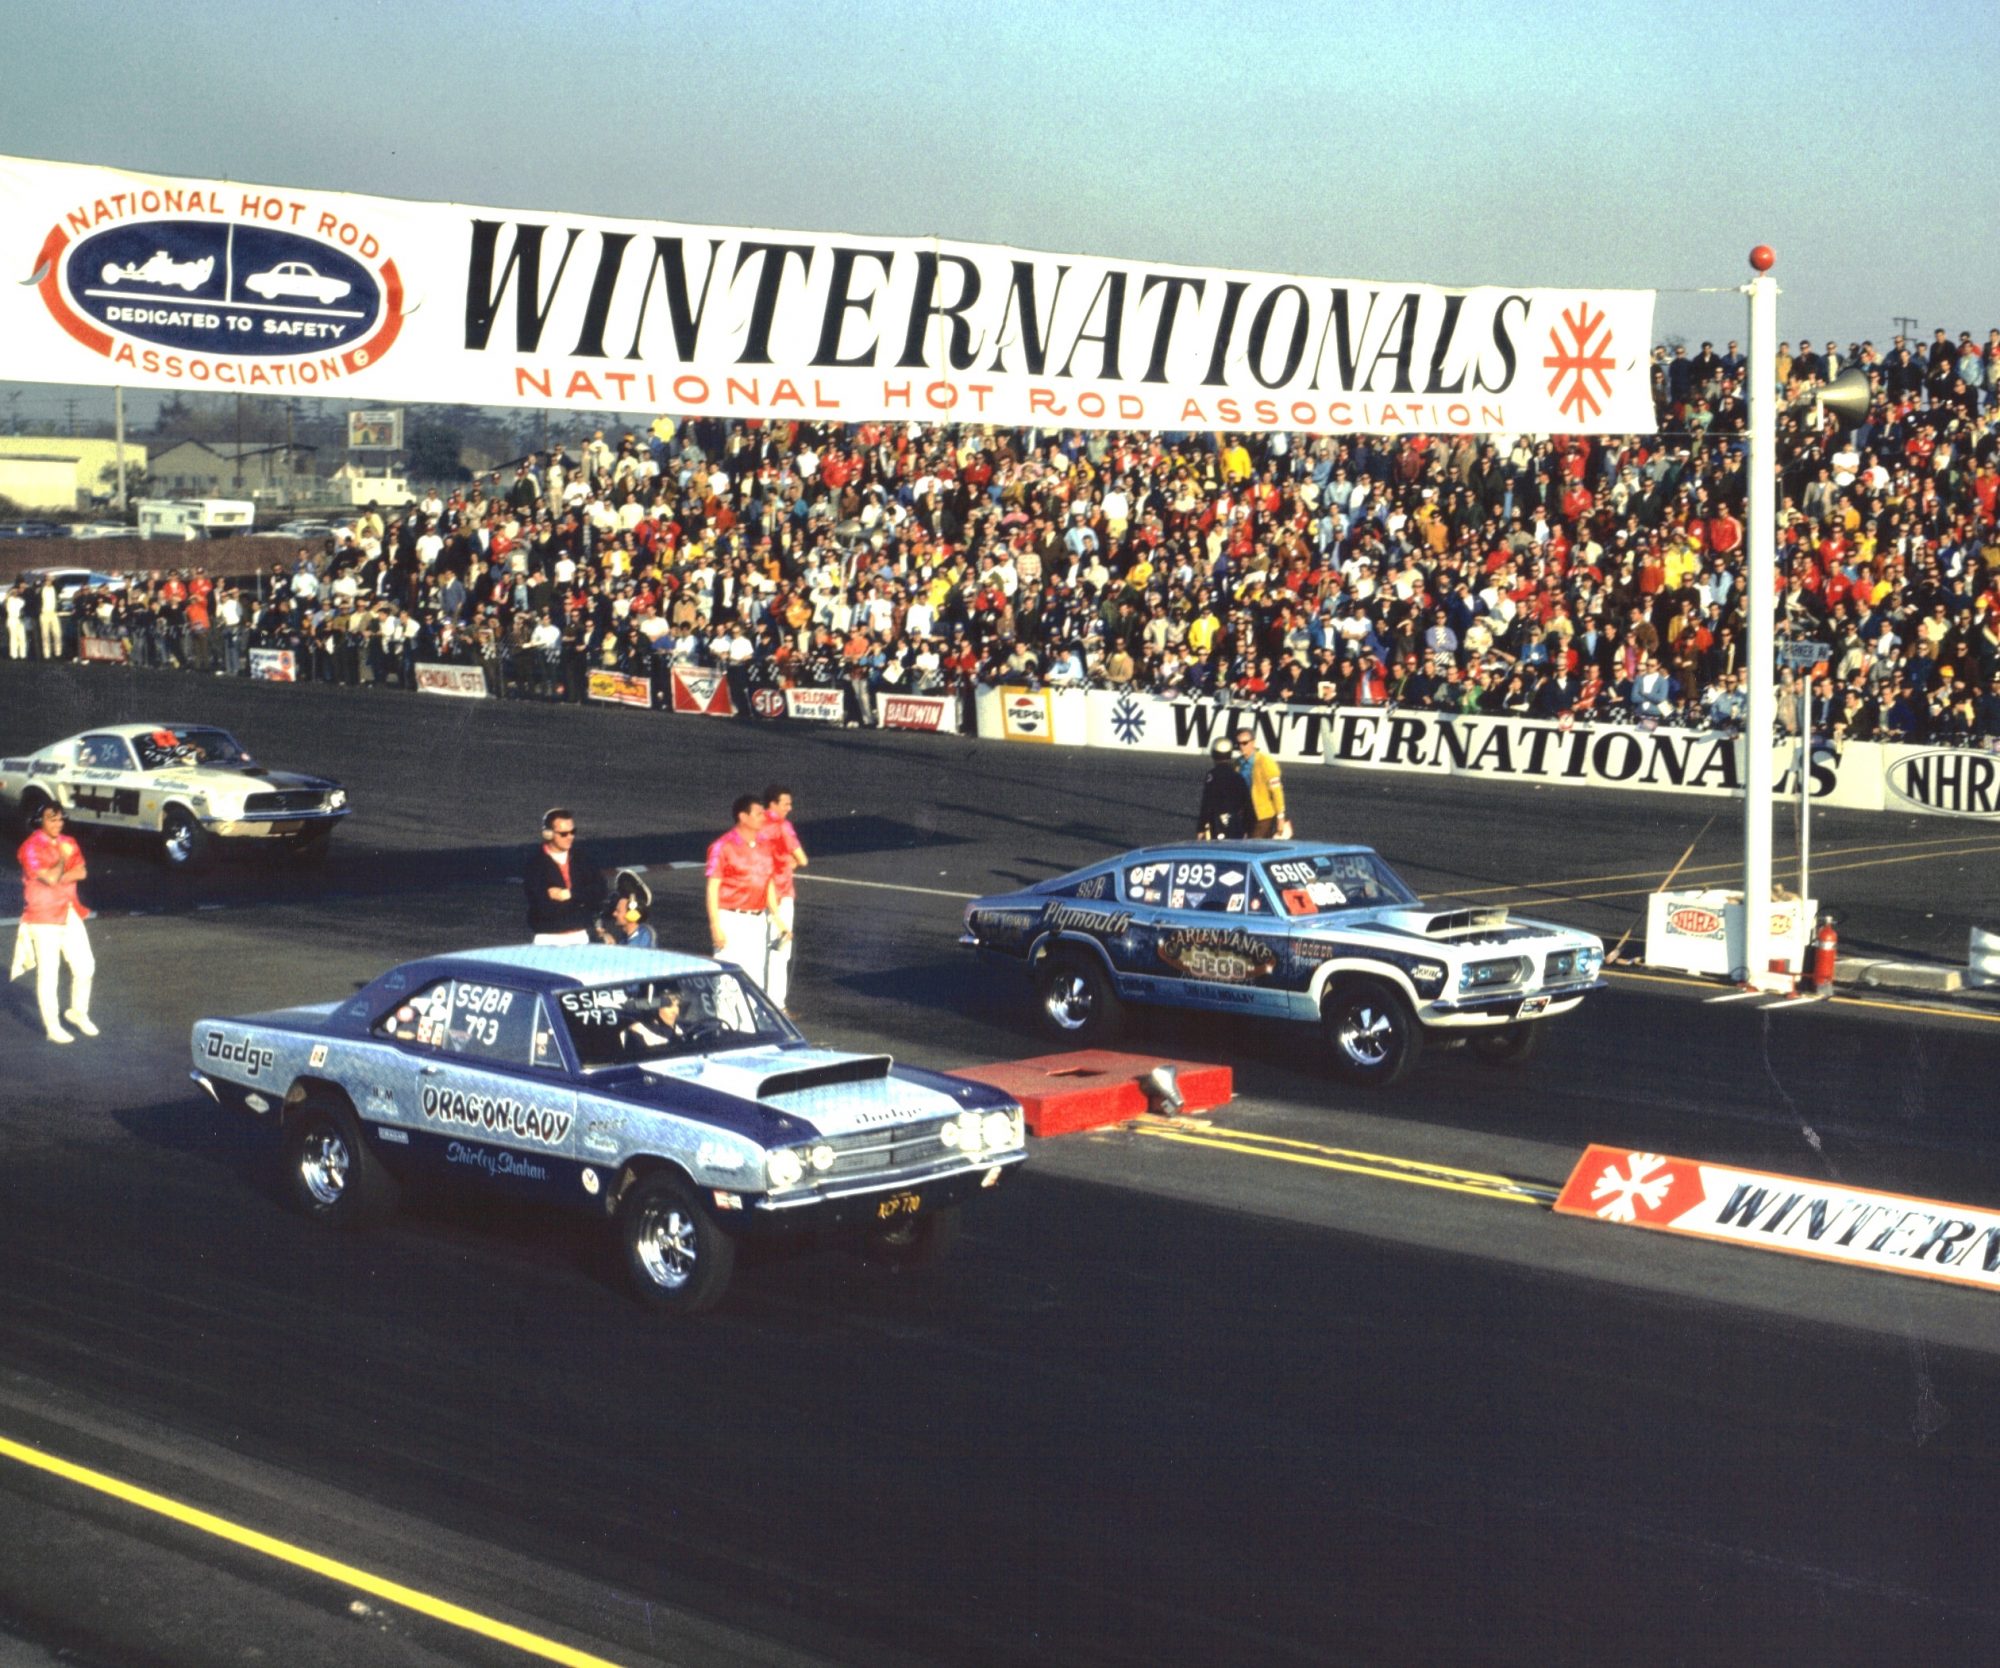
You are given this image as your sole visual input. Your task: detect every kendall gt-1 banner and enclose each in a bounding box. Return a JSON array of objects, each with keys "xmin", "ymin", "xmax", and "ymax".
[
  {"xmin": 1556, "ymin": 1145, "xmax": 2000, "ymax": 1294},
  {"xmin": 0, "ymin": 153, "xmax": 1657, "ymax": 435}
]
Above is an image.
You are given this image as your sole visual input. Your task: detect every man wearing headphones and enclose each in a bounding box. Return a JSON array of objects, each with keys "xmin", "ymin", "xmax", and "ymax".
[{"xmin": 524, "ymin": 807, "xmax": 607, "ymax": 945}]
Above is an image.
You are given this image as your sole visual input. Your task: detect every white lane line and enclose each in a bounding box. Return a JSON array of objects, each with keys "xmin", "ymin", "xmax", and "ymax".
[{"xmin": 796, "ymin": 874, "xmax": 979, "ymax": 900}]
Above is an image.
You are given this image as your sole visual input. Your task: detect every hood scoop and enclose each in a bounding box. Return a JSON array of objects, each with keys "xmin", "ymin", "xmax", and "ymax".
[{"xmin": 755, "ymin": 1055, "xmax": 894, "ymax": 1099}]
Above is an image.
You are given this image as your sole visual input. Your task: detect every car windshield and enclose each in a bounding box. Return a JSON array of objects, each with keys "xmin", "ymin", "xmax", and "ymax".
[
  {"xmin": 556, "ymin": 971, "xmax": 789, "ymax": 1069},
  {"xmin": 1260, "ymin": 851, "xmax": 1419, "ymax": 916},
  {"xmin": 132, "ymin": 727, "xmax": 251, "ymax": 770}
]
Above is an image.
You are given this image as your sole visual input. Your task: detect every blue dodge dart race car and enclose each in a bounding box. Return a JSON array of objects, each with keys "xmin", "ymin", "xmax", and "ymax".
[
  {"xmin": 962, "ymin": 841, "xmax": 1605, "ymax": 1086},
  {"xmin": 191, "ymin": 945, "xmax": 1026, "ymax": 1313}
]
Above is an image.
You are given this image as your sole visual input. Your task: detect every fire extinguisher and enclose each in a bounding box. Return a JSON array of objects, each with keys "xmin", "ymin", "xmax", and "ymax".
[{"xmin": 1809, "ymin": 914, "xmax": 1839, "ymax": 992}]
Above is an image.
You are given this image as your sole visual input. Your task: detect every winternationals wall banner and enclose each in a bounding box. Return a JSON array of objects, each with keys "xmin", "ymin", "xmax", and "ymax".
[{"xmin": 0, "ymin": 153, "xmax": 1658, "ymax": 436}]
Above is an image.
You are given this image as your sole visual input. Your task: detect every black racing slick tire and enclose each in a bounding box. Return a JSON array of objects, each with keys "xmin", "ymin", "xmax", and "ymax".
[
  {"xmin": 1471, "ymin": 1021, "xmax": 1546, "ymax": 1066},
  {"xmin": 159, "ymin": 805, "xmax": 212, "ymax": 870},
  {"xmin": 863, "ymin": 1203, "xmax": 962, "ymax": 1270},
  {"xmin": 1032, "ymin": 948, "xmax": 1125, "ymax": 1045},
  {"xmin": 1322, "ymin": 978, "xmax": 1423, "ymax": 1088},
  {"xmin": 284, "ymin": 1096, "xmax": 398, "ymax": 1228},
  {"xmin": 618, "ymin": 1172, "xmax": 736, "ymax": 1315}
]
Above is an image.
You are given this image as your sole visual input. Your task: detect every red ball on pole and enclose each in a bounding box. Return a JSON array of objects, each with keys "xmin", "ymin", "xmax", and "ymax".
[{"xmin": 1748, "ymin": 245, "xmax": 1776, "ymax": 272}]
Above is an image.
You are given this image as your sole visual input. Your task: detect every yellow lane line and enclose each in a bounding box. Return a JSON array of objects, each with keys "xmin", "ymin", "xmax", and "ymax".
[
  {"xmin": 1601, "ymin": 964, "xmax": 2000, "ymax": 1024},
  {"xmin": 1193, "ymin": 1126, "xmax": 1544, "ymax": 1192},
  {"xmin": 0, "ymin": 1433, "xmax": 630, "ymax": 1668},
  {"xmin": 1135, "ymin": 1125, "xmax": 1554, "ymax": 1205}
]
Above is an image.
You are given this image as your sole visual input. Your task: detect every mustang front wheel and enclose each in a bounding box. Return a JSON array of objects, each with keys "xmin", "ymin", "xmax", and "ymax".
[
  {"xmin": 1322, "ymin": 978, "xmax": 1422, "ymax": 1087},
  {"xmin": 619, "ymin": 1172, "xmax": 736, "ymax": 1314},
  {"xmin": 160, "ymin": 807, "xmax": 212, "ymax": 869},
  {"xmin": 1032, "ymin": 950, "xmax": 1124, "ymax": 1044}
]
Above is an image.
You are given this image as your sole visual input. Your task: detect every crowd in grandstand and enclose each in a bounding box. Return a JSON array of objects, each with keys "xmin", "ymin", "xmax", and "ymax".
[{"xmin": 8, "ymin": 325, "xmax": 2000, "ymax": 745}]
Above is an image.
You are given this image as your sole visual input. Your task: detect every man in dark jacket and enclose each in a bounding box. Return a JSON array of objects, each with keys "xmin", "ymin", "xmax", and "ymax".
[
  {"xmin": 1195, "ymin": 736, "xmax": 1253, "ymax": 839},
  {"xmin": 524, "ymin": 806, "xmax": 606, "ymax": 944}
]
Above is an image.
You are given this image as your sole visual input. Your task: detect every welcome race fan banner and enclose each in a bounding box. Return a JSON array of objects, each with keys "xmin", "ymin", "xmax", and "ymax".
[{"xmin": 0, "ymin": 153, "xmax": 1656, "ymax": 436}]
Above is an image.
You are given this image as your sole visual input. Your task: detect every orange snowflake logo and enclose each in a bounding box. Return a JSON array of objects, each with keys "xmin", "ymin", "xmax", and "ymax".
[{"xmin": 1543, "ymin": 304, "xmax": 1617, "ymax": 422}]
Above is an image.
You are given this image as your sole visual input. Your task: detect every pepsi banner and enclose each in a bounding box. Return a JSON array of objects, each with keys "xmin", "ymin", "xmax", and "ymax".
[{"xmin": 0, "ymin": 153, "xmax": 1657, "ymax": 434}]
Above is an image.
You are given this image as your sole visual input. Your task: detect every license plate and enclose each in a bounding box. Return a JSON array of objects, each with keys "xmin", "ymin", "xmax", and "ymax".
[
  {"xmin": 269, "ymin": 821, "xmax": 301, "ymax": 835},
  {"xmin": 1518, "ymin": 995, "xmax": 1550, "ymax": 1017},
  {"xmin": 876, "ymin": 1191, "xmax": 923, "ymax": 1221}
]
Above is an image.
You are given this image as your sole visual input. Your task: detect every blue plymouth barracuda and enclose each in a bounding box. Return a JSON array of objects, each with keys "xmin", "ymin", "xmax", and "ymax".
[
  {"xmin": 962, "ymin": 842, "xmax": 1605, "ymax": 1086},
  {"xmin": 191, "ymin": 945, "xmax": 1026, "ymax": 1313}
]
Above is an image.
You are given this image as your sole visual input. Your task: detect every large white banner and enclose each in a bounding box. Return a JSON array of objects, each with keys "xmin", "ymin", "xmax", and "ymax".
[{"xmin": 0, "ymin": 154, "xmax": 1657, "ymax": 435}]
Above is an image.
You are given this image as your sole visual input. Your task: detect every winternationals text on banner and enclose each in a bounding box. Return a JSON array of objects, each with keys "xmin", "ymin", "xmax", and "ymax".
[
  {"xmin": 0, "ymin": 153, "xmax": 1657, "ymax": 435},
  {"xmin": 1556, "ymin": 1145, "xmax": 2000, "ymax": 1294}
]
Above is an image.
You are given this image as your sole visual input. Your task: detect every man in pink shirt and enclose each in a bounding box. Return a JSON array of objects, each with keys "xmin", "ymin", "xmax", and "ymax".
[
  {"xmin": 705, "ymin": 794, "xmax": 785, "ymax": 989},
  {"xmin": 756, "ymin": 785, "xmax": 809, "ymax": 1013},
  {"xmin": 15, "ymin": 803, "xmax": 96, "ymax": 1044}
]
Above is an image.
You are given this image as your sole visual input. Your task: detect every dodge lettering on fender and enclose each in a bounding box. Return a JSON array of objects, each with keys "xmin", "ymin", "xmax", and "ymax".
[
  {"xmin": 191, "ymin": 945, "xmax": 1025, "ymax": 1313},
  {"xmin": 962, "ymin": 841, "xmax": 1605, "ymax": 1087}
]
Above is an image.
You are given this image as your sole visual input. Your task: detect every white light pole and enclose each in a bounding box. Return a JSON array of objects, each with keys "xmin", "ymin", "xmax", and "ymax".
[{"xmin": 1742, "ymin": 246, "xmax": 1780, "ymax": 987}]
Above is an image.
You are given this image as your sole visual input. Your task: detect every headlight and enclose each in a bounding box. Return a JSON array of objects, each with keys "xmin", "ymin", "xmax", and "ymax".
[
  {"xmin": 1460, "ymin": 957, "xmax": 1528, "ymax": 993},
  {"xmin": 957, "ymin": 1110, "xmax": 985, "ymax": 1151},
  {"xmin": 809, "ymin": 1143, "xmax": 835, "ymax": 1173},
  {"xmin": 982, "ymin": 1111, "xmax": 1020, "ymax": 1151},
  {"xmin": 329, "ymin": 789, "xmax": 347, "ymax": 809},
  {"xmin": 1576, "ymin": 944, "xmax": 1604, "ymax": 979},
  {"xmin": 766, "ymin": 1148, "xmax": 804, "ymax": 1190},
  {"xmin": 938, "ymin": 1119, "xmax": 962, "ymax": 1148}
]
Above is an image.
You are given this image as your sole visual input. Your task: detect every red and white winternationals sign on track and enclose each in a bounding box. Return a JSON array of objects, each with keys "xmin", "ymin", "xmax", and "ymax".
[
  {"xmin": 1556, "ymin": 1145, "xmax": 2000, "ymax": 1293},
  {"xmin": 0, "ymin": 153, "xmax": 1656, "ymax": 435}
]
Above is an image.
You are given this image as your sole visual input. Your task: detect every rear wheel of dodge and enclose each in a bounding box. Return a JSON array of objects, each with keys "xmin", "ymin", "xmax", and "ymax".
[
  {"xmin": 1471, "ymin": 1021, "xmax": 1545, "ymax": 1066},
  {"xmin": 1033, "ymin": 948, "xmax": 1124, "ymax": 1045},
  {"xmin": 159, "ymin": 806, "xmax": 212, "ymax": 870},
  {"xmin": 285, "ymin": 1096, "xmax": 397, "ymax": 1228},
  {"xmin": 863, "ymin": 1203, "xmax": 962, "ymax": 1270},
  {"xmin": 619, "ymin": 1172, "xmax": 736, "ymax": 1315},
  {"xmin": 1322, "ymin": 978, "xmax": 1422, "ymax": 1088}
]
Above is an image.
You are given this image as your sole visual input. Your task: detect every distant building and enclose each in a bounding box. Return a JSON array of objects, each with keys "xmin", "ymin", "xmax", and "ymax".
[
  {"xmin": 0, "ymin": 435, "xmax": 149, "ymax": 510},
  {"xmin": 148, "ymin": 438, "xmax": 315, "ymax": 501}
]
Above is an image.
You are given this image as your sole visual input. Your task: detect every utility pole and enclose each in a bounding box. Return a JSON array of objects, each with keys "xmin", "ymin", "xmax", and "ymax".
[
  {"xmin": 1892, "ymin": 315, "xmax": 1919, "ymax": 339},
  {"xmin": 63, "ymin": 396, "xmax": 78, "ymax": 437},
  {"xmin": 115, "ymin": 387, "xmax": 128, "ymax": 513}
]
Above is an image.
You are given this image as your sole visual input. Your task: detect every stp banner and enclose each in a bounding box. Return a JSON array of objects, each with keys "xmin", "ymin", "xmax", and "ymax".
[{"xmin": 0, "ymin": 153, "xmax": 1656, "ymax": 435}]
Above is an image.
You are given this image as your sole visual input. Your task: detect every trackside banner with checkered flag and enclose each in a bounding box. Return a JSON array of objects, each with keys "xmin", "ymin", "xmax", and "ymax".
[
  {"xmin": 0, "ymin": 152, "xmax": 1656, "ymax": 435},
  {"xmin": 1556, "ymin": 1144, "xmax": 2000, "ymax": 1293}
]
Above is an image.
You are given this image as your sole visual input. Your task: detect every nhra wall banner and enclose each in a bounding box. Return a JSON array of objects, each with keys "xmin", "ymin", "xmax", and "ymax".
[{"xmin": 0, "ymin": 153, "xmax": 1657, "ymax": 435}]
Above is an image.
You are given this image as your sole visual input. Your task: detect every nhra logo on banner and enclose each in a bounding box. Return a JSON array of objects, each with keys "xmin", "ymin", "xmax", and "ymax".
[
  {"xmin": 32, "ymin": 186, "xmax": 405, "ymax": 391},
  {"xmin": 1556, "ymin": 1144, "xmax": 2000, "ymax": 1293},
  {"xmin": 670, "ymin": 665, "xmax": 734, "ymax": 717},
  {"xmin": 1885, "ymin": 750, "xmax": 2000, "ymax": 820},
  {"xmin": 249, "ymin": 647, "xmax": 296, "ymax": 683}
]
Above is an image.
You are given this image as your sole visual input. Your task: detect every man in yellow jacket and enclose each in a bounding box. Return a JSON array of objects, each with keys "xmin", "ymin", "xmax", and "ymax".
[{"xmin": 1236, "ymin": 725, "xmax": 1289, "ymax": 838}]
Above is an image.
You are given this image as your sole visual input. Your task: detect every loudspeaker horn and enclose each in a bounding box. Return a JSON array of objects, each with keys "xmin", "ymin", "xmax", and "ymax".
[{"xmin": 1818, "ymin": 365, "xmax": 1872, "ymax": 422}]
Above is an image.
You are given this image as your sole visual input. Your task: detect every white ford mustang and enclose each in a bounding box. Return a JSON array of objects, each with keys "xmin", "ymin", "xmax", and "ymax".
[{"xmin": 1, "ymin": 722, "xmax": 349, "ymax": 867}]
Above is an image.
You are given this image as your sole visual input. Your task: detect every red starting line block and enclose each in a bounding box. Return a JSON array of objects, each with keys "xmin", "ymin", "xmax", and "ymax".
[{"xmin": 948, "ymin": 1050, "xmax": 1233, "ymax": 1137}]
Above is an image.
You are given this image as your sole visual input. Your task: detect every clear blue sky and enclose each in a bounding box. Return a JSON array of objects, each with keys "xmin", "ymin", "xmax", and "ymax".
[{"xmin": 3, "ymin": 0, "xmax": 1994, "ymax": 426}]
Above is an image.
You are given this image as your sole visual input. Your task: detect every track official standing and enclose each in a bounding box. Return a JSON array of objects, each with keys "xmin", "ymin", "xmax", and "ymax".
[
  {"xmin": 1196, "ymin": 736, "xmax": 1252, "ymax": 838},
  {"xmin": 524, "ymin": 807, "xmax": 605, "ymax": 944},
  {"xmin": 756, "ymin": 784, "xmax": 808, "ymax": 1012},
  {"xmin": 14, "ymin": 804, "xmax": 96, "ymax": 1043},
  {"xmin": 706, "ymin": 795, "xmax": 786, "ymax": 988},
  {"xmin": 1238, "ymin": 726, "xmax": 1290, "ymax": 839}
]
